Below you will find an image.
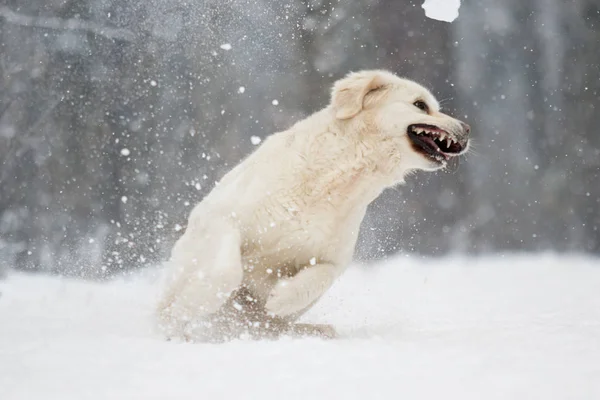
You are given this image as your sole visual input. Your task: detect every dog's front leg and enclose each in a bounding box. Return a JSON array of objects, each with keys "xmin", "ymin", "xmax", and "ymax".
[{"xmin": 265, "ymin": 263, "xmax": 338, "ymax": 317}]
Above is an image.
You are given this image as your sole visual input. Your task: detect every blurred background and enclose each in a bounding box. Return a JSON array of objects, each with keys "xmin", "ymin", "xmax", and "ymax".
[{"xmin": 0, "ymin": 0, "xmax": 598, "ymax": 277}]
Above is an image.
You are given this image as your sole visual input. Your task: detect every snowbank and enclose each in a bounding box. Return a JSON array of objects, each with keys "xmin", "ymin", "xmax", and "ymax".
[{"xmin": 1, "ymin": 254, "xmax": 599, "ymax": 399}]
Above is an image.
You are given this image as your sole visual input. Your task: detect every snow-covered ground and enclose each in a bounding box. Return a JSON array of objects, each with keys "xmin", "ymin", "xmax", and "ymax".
[{"xmin": 1, "ymin": 254, "xmax": 599, "ymax": 400}]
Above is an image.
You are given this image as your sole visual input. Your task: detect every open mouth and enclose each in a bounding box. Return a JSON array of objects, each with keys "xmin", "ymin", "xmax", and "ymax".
[{"xmin": 407, "ymin": 124, "xmax": 465, "ymax": 163}]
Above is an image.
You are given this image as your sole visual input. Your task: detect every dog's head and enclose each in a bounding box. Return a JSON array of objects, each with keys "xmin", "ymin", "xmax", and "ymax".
[{"xmin": 330, "ymin": 70, "xmax": 470, "ymax": 173}]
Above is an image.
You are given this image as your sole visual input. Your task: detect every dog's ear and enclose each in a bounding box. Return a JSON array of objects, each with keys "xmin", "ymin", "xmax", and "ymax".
[{"xmin": 331, "ymin": 72, "xmax": 386, "ymax": 120}]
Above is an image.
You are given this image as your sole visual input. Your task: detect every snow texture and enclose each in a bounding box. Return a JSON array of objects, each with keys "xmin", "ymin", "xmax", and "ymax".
[
  {"xmin": 422, "ymin": 0, "xmax": 461, "ymax": 22},
  {"xmin": 1, "ymin": 254, "xmax": 599, "ymax": 399}
]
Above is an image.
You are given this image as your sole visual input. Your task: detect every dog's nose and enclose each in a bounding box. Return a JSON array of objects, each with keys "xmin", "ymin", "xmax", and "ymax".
[{"xmin": 460, "ymin": 121, "xmax": 471, "ymax": 135}]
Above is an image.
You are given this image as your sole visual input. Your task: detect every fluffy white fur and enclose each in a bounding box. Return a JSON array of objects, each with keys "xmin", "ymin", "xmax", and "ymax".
[{"xmin": 157, "ymin": 69, "xmax": 470, "ymax": 341}]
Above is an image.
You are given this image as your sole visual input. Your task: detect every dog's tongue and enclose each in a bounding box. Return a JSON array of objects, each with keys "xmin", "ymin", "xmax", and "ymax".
[
  {"xmin": 420, "ymin": 135, "xmax": 450, "ymax": 160},
  {"xmin": 420, "ymin": 135, "xmax": 438, "ymax": 149}
]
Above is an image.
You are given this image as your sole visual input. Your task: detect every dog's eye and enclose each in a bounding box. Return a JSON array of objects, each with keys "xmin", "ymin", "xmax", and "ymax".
[{"xmin": 413, "ymin": 100, "xmax": 429, "ymax": 112}]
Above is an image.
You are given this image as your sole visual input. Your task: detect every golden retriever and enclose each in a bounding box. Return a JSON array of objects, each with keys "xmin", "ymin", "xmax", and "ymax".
[{"xmin": 157, "ymin": 70, "xmax": 470, "ymax": 341}]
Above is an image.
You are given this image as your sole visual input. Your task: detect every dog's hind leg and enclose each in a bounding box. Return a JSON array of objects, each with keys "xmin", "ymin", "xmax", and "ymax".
[{"xmin": 157, "ymin": 221, "xmax": 243, "ymax": 340}]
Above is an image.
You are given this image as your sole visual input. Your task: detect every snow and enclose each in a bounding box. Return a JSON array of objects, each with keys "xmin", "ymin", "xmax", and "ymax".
[
  {"xmin": 250, "ymin": 135, "xmax": 262, "ymax": 145},
  {"xmin": 1, "ymin": 254, "xmax": 599, "ymax": 399},
  {"xmin": 422, "ymin": 0, "xmax": 461, "ymax": 23}
]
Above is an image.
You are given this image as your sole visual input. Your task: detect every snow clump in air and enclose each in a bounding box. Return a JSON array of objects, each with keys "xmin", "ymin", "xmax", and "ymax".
[{"xmin": 422, "ymin": 0, "xmax": 461, "ymax": 22}]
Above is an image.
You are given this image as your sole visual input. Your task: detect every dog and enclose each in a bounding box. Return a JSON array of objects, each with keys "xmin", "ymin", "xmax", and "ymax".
[{"xmin": 157, "ymin": 70, "xmax": 470, "ymax": 341}]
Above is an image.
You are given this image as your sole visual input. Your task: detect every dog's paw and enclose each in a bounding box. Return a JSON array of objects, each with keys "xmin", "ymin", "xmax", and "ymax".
[
  {"xmin": 265, "ymin": 265, "xmax": 337, "ymax": 316},
  {"xmin": 264, "ymin": 281, "xmax": 310, "ymax": 316}
]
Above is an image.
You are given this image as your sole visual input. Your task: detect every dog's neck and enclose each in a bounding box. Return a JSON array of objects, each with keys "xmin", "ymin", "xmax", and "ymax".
[
  {"xmin": 342, "ymin": 118, "xmax": 411, "ymax": 188},
  {"xmin": 292, "ymin": 108, "xmax": 411, "ymax": 209},
  {"xmin": 308, "ymin": 136, "xmax": 408, "ymax": 209}
]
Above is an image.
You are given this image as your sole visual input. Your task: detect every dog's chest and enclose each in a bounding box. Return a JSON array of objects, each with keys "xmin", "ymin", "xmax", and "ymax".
[
  {"xmin": 241, "ymin": 193, "xmax": 361, "ymax": 266},
  {"xmin": 235, "ymin": 149, "xmax": 378, "ymax": 268}
]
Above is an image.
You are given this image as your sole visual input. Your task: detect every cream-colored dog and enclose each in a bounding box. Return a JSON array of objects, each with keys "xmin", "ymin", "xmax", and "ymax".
[{"xmin": 157, "ymin": 70, "xmax": 470, "ymax": 341}]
